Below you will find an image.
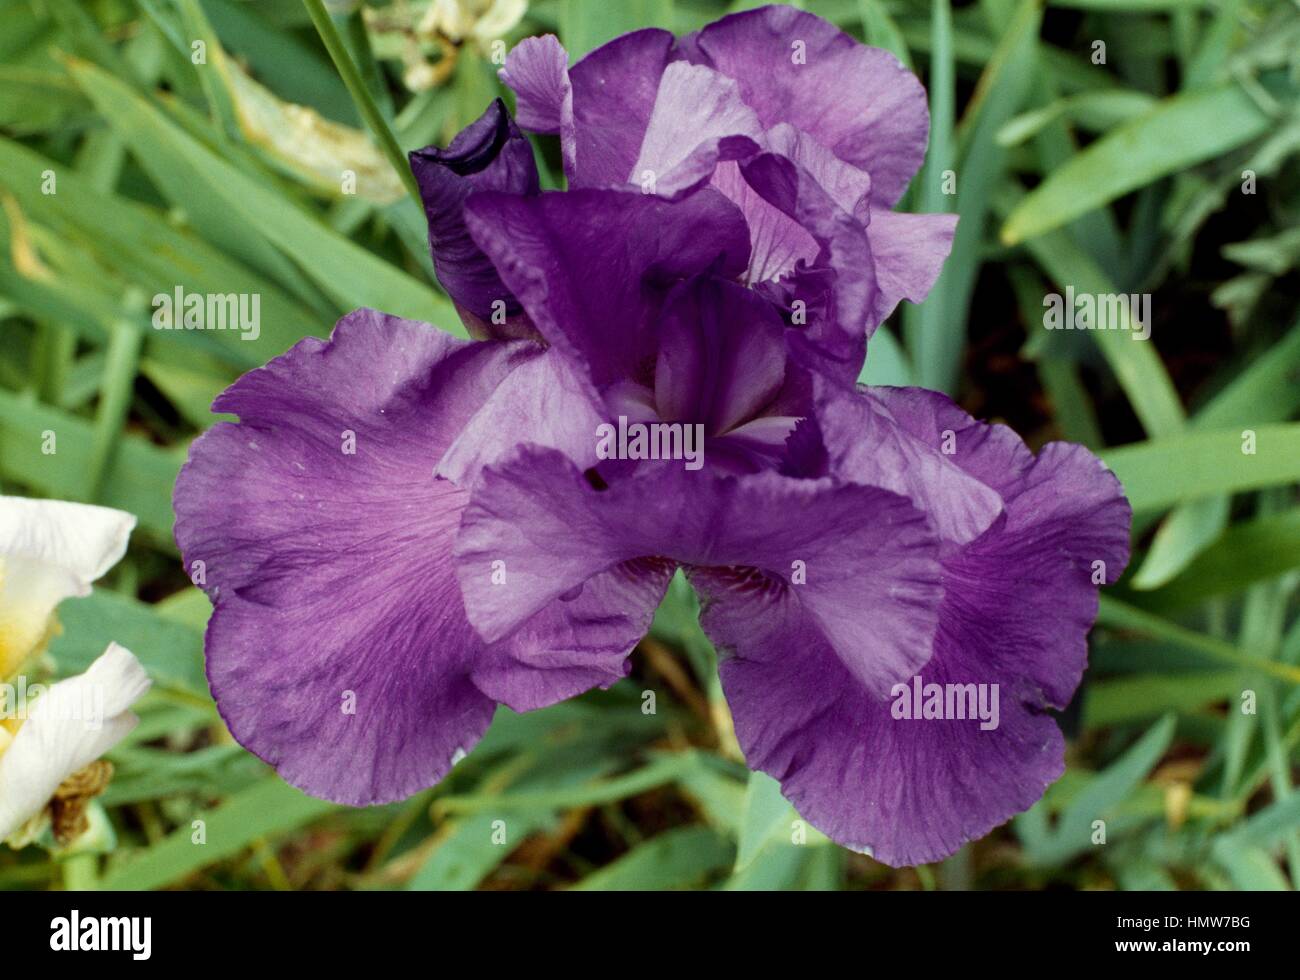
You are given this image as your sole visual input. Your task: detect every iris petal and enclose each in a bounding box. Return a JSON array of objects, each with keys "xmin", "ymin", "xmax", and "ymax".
[
  {"xmin": 174, "ymin": 311, "xmax": 664, "ymax": 804},
  {"xmin": 464, "ymin": 187, "xmax": 750, "ymax": 389},
  {"xmin": 725, "ymin": 385, "xmax": 1130, "ymax": 866},
  {"xmin": 686, "ymin": 5, "xmax": 929, "ymax": 205},
  {"xmin": 455, "ymin": 447, "xmax": 942, "ymax": 697},
  {"xmin": 409, "ymin": 99, "xmax": 540, "ymax": 332}
]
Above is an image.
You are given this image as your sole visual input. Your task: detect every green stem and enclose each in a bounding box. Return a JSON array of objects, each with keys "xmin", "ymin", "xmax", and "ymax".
[{"xmin": 302, "ymin": 0, "xmax": 420, "ymax": 204}]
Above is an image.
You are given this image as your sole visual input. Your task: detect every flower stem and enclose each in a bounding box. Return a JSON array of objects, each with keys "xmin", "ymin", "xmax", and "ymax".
[{"xmin": 301, "ymin": 0, "xmax": 420, "ymax": 204}]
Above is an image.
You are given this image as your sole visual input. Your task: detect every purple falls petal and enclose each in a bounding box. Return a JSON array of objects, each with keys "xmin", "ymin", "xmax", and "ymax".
[
  {"xmin": 454, "ymin": 448, "xmax": 942, "ymax": 697},
  {"xmin": 174, "ymin": 311, "xmax": 510, "ymax": 804},
  {"xmin": 870, "ymin": 386, "xmax": 1132, "ymax": 706},
  {"xmin": 733, "ymin": 385, "xmax": 1130, "ymax": 865},
  {"xmin": 173, "ymin": 311, "xmax": 666, "ymax": 804},
  {"xmin": 815, "ymin": 381, "xmax": 1004, "ymax": 546}
]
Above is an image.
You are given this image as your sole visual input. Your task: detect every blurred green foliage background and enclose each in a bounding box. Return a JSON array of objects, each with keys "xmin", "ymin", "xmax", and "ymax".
[{"xmin": 0, "ymin": 0, "xmax": 1298, "ymax": 890}]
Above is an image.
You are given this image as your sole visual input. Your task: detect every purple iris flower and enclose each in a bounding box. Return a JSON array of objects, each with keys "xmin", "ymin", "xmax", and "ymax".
[
  {"xmin": 498, "ymin": 4, "xmax": 957, "ymax": 378},
  {"xmin": 173, "ymin": 5, "xmax": 1131, "ymax": 867}
]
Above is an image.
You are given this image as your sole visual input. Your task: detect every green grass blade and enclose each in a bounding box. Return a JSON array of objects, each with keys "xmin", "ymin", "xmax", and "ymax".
[{"xmin": 1002, "ymin": 83, "xmax": 1272, "ymax": 244}]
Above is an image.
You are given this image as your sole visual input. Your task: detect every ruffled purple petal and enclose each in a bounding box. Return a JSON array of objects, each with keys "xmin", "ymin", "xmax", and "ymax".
[
  {"xmin": 740, "ymin": 151, "xmax": 876, "ymax": 379},
  {"xmin": 685, "ymin": 5, "xmax": 929, "ymax": 205},
  {"xmin": 870, "ymin": 386, "xmax": 1132, "ymax": 704},
  {"xmin": 631, "ymin": 62, "xmax": 764, "ymax": 198},
  {"xmin": 566, "ymin": 28, "xmax": 676, "ymax": 187},
  {"xmin": 173, "ymin": 311, "xmax": 662, "ymax": 804},
  {"xmin": 463, "ymin": 187, "xmax": 750, "ymax": 388},
  {"xmin": 815, "ymin": 381, "xmax": 1003, "ymax": 546},
  {"xmin": 730, "ymin": 385, "xmax": 1131, "ymax": 865},
  {"xmin": 455, "ymin": 448, "xmax": 942, "ymax": 697},
  {"xmin": 867, "ymin": 209, "xmax": 959, "ymax": 324},
  {"xmin": 409, "ymin": 100, "xmax": 540, "ymax": 333},
  {"xmin": 718, "ymin": 612, "xmax": 1069, "ymax": 867}
]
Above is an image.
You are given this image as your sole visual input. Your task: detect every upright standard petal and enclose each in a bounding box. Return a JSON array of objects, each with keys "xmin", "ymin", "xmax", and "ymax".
[
  {"xmin": 0, "ymin": 642, "xmax": 150, "ymax": 843},
  {"xmin": 752, "ymin": 124, "xmax": 956, "ymax": 329},
  {"xmin": 866, "ymin": 209, "xmax": 959, "ymax": 325},
  {"xmin": 498, "ymin": 34, "xmax": 570, "ymax": 134},
  {"xmin": 464, "ymin": 187, "xmax": 751, "ymax": 388},
  {"xmin": 685, "ymin": 5, "xmax": 929, "ymax": 205},
  {"xmin": 630, "ymin": 61, "xmax": 763, "ymax": 198},
  {"xmin": 0, "ymin": 497, "xmax": 135, "ymax": 681},
  {"xmin": 565, "ymin": 28, "xmax": 677, "ymax": 187},
  {"xmin": 409, "ymin": 99, "xmax": 540, "ymax": 334},
  {"xmin": 740, "ymin": 150, "xmax": 877, "ymax": 379},
  {"xmin": 498, "ymin": 34, "xmax": 577, "ymax": 177}
]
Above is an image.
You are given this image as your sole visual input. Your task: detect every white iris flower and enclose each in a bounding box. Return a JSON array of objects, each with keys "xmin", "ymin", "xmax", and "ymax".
[{"xmin": 0, "ymin": 495, "xmax": 150, "ymax": 846}]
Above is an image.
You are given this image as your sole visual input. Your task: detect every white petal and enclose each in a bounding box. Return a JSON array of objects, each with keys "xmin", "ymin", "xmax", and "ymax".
[
  {"xmin": 0, "ymin": 642, "xmax": 150, "ymax": 842},
  {"xmin": 0, "ymin": 495, "xmax": 135, "ymax": 584},
  {"xmin": 471, "ymin": 0, "xmax": 527, "ymax": 42},
  {"xmin": 0, "ymin": 496, "xmax": 134, "ymax": 678}
]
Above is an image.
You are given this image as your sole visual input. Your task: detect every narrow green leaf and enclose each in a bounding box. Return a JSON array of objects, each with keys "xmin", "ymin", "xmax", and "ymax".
[
  {"xmin": 734, "ymin": 770, "xmax": 796, "ymax": 872},
  {"xmin": 996, "ymin": 90, "xmax": 1157, "ymax": 147},
  {"xmin": 856, "ymin": 0, "xmax": 911, "ymax": 68},
  {"xmin": 1131, "ymin": 496, "xmax": 1230, "ymax": 590},
  {"xmin": 0, "ymin": 136, "xmax": 324, "ymax": 366},
  {"xmin": 1101, "ymin": 424, "xmax": 1300, "ymax": 512},
  {"xmin": 572, "ymin": 827, "xmax": 735, "ymax": 890},
  {"xmin": 1002, "ymin": 84, "xmax": 1271, "ymax": 244},
  {"xmin": 100, "ymin": 777, "xmax": 337, "ymax": 890},
  {"xmin": 1096, "ymin": 597, "xmax": 1300, "ymax": 686},
  {"xmin": 435, "ymin": 752, "xmax": 705, "ymax": 815},
  {"xmin": 1023, "ymin": 715, "xmax": 1175, "ymax": 866},
  {"xmin": 48, "ymin": 589, "xmax": 209, "ymax": 699},
  {"xmin": 908, "ymin": 0, "xmax": 1040, "ymax": 392},
  {"xmin": 63, "ymin": 59, "xmax": 460, "ymax": 333},
  {"xmin": 0, "ymin": 389, "xmax": 182, "ymax": 540},
  {"xmin": 301, "ymin": 0, "xmax": 419, "ymax": 203},
  {"xmin": 1083, "ymin": 671, "xmax": 1240, "ymax": 727},
  {"xmin": 406, "ymin": 811, "xmax": 555, "ymax": 891}
]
